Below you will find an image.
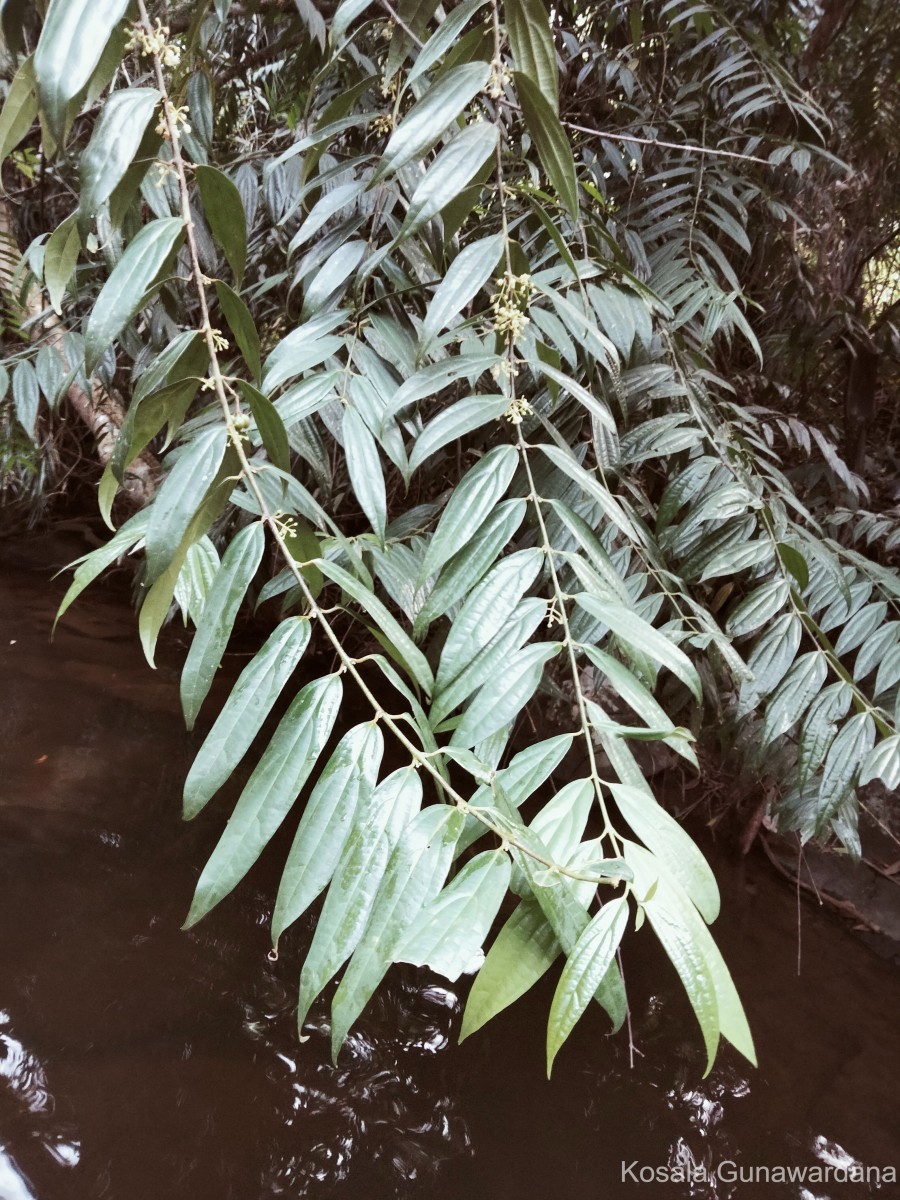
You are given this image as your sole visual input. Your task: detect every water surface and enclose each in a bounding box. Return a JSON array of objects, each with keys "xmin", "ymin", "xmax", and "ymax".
[{"xmin": 2, "ymin": 541, "xmax": 899, "ymax": 1199}]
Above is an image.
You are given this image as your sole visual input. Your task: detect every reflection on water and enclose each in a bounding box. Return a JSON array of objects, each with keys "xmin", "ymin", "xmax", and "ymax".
[{"xmin": 3, "ymin": 540, "xmax": 900, "ymax": 1199}]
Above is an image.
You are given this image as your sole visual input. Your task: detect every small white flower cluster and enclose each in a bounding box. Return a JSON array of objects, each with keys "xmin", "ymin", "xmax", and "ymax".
[
  {"xmin": 486, "ymin": 57, "xmax": 512, "ymax": 100},
  {"xmin": 503, "ymin": 396, "xmax": 533, "ymax": 425},
  {"xmin": 155, "ymin": 101, "xmax": 191, "ymax": 140},
  {"xmin": 370, "ymin": 113, "xmax": 394, "ymax": 137},
  {"xmin": 490, "ymin": 271, "xmax": 535, "ymax": 343},
  {"xmin": 126, "ymin": 19, "xmax": 181, "ymax": 68}
]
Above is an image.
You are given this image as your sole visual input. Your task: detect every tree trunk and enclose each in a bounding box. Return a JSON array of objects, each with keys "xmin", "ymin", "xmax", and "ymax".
[{"xmin": 0, "ymin": 198, "xmax": 158, "ymax": 507}]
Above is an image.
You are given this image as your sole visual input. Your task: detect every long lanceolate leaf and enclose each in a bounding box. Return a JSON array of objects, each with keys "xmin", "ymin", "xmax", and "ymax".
[
  {"xmin": 272, "ymin": 723, "xmax": 385, "ymax": 943},
  {"xmin": 180, "ymin": 522, "xmax": 266, "ymax": 730},
  {"xmin": 329, "ymin": 805, "xmax": 464, "ymax": 1058},
  {"xmin": 546, "ymin": 897, "xmax": 629, "ymax": 1076},
  {"xmin": 183, "ymin": 618, "xmax": 313, "ymax": 818},
  {"xmin": 84, "ymin": 218, "xmax": 185, "ymax": 374},
  {"xmin": 625, "ymin": 841, "xmax": 756, "ymax": 1075},
  {"xmin": 296, "ymin": 767, "xmax": 423, "ymax": 1026},
  {"xmin": 185, "ymin": 674, "xmax": 344, "ymax": 928},
  {"xmin": 34, "ymin": 0, "xmax": 130, "ymax": 141}
]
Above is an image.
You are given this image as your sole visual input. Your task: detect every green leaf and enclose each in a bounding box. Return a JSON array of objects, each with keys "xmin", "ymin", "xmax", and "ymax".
[
  {"xmin": 625, "ymin": 841, "xmax": 755, "ymax": 1073},
  {"xmin": 12, "ymin": 360, "xmax": 39, "ymax": 439},
  {"xmin": 183, "ymin": 617, "xmax": 313, "ymax": 818},
  {"xmin": 546, "ymin": 897, "xmax": 628, "ymax": 1075},
  {"xmin": 500, "ymin": 801, "xmax": 628, "ymax": 1032},
  {"xmin": 737, "ymin": 613, "xmax": 802, "ymax": 714},
  {"xmin": 79, "ymin": 87, "xmax": 160, "ymax": 219},
  {"xmin": 420, "ymin": 232, "xmax": 504, "ymax": 348},
  {"xmin": 762, "ymin": 651, "xmax": 828, "ymax": 745},
  {"xmin": 816, "ymin": 712, "xmax": 874, "ymax": 828},
  {"xmin": 394, "ymin": 849, "xmax": 511, "ymax": 981},
  {"xmin": 798, "ymin": 682, "xmax": 853, "ymax": 783},
  {"xmin": 196, "ymin": 164, "xmax": 248, "ymax": 287},
  {"xmin": 185, "ymin": 674, "xmax": 344, "ymax": 928},
  {"xmin": 180, "ymin": 522, "xmax": 266, "ymax": 730},
  {"xmin": 506, "ymin": 0, "xmax": 559, "ymax": 112},
  {"xmin": 296, "ymin": 767, "xmax": 423, "ymax": 1023},
  {"xmin": 514, "ymin": 71, "xmax": 578, "ymax": 218},
  {"xmin": 430, "ymin": 598, "xmax": 546, "ymax": 727},
  {"xmin": 342, "ymin": 404, "xmax": 387, "ymax": 543},
  {"xmin": 290, "ymin": 179, "xmax": 367, "ymax": 252},
  {"xmin": 173, "ymin": 536, "xmax": 220, "ymax": 627},
  {"xmin": 34, "ymin": 0, "xmax": 129, "ymax": 142},
  {"xmin": 582, "ymin": 644, "xmax": 696, "ymax": 767},
  {"xmin": 539, "ymin": 443, "xmax": 640, "ymax": 543},
  {"xmin": 138, "ymin": 447, "xmax": 241, "ymax": 668},
  {"xmin": 421, "ymin": 444, "xmax": 519, "ymax": 581},
  {"xmin": 776, "ymin": 541, "xmax": 809, "ymax": 590},
  {"xmin": 261, "ymin": 310, "xmax": 347, "ymax": 394},
  {"xmin": 215, "ymin": 281, "xmax": 262, "ymax": 382},
  {"xmin": 435, "ymin": 548, "xmax": 543, "ymax": 691},
  {"xmin": 55, "ymin": 509, "xmax": 150, "ymax": 632},
  {"xmin": 451, "ymin": 638, "xmax": 564, "ymax": 748},
  {"xmin": 84, "ymin": 217, "xmax": 184, "ymax": 374},
  {"xmin": 860, "ymin": 733, "xmax": 900, "ymax": 790},
  {"xmin": 414, "ymin": 497, "xmax": 525, "ymax": 634},
  {"xmin": 607, "ymin": 782, "xmax": 719, "ymax": 922},
  {"xmin": 409, "ymin": 394, "xmax": 509, "ymax": 472},
  {"xmin": 44, "ymin": 213, "xmax": 81, "ymax": 316},
  {"xmin": 316, "ymin": 557, "xmax": 434, "ymax": 695},
  {"xmin": 574, "ymin": 593, "xmax": 703, "ymax": 703},
  {"xmin": 0, "ymin": 57, "xmax": 37, "ymax": 165},
  {"xmin": 372, "ymin": 62, "xmax": 491, "ymax": 181},
  {"xmin": 330, "ymin": 805, "xmax": 464, "ymax": 1057},
  {"xmin": 398, "ymin": 120, "xmax": 497, "ymax": 241},
  {"xmin": 407, "ymin": 0, "xmax": 487, "ymax": 84},
  {"xmin": 236, "ymin": 380, "xmax": 290, "ymax": 473},
  {"xmin": 726, "ymin": 579, "xmax": 791, "ymax": 638},
  {"xmin": 144, "ymin": 427, "xmax": 228, "ymax": 582},
  {"xmin": 460, "ymin": 896, "xmax": 559, "ymax": 1038},
  {"xmin": 457, "ymin": 733, "xmax": 572, "ymax": 854},
  {"xmin": 272, "ymin": 722, "xmax": 384, "ymax": 941}
]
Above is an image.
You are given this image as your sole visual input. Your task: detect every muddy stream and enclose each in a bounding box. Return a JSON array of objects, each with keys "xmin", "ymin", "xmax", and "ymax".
[{"xmin": 2, "ymin": 539, "xmax": 899, "ymax": 1199}]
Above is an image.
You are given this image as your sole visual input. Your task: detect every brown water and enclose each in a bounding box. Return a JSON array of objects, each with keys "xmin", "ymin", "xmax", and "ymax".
[{"xmin": 2, "ymin": 539, "xmax": 900, "ymax": 1200}]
